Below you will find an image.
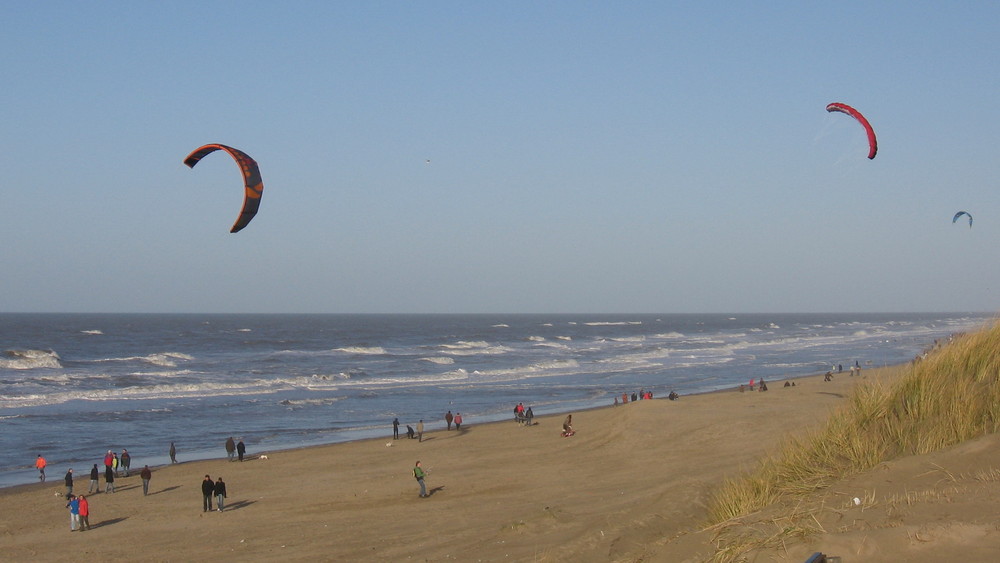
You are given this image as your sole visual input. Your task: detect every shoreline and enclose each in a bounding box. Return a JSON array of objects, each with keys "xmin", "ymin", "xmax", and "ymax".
[
  {"xmin": 0, "ymin": 367, "xmax": 865, "ymax": 494},
  {"xmin": 0, "ymin": 362, "xmax": 916, "ymax": 561}
]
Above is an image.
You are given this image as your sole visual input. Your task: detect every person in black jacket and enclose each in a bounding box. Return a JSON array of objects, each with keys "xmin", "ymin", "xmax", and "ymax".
[
  {"xmin": 89, "ymin": 464, "xmax": 99, "ymax": 494},
  {"xmin": 236, "ymin": 439, "xmax": 246, "ymax": 462},
  {"xmin": 213, "ymin": 477, "xmax": 228, "ymax": 512},
  {"xmin": 202, "ymin": 475, "xmax": 215, "ymax": 512},
  {"xmin": 64, "ymin": 468, "xmax": 74, "ymax": 499}
]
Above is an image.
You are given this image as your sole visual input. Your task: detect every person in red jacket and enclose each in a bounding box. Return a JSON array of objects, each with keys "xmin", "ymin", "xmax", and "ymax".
[
  {"xmin": 78, "ymin": 495, "xmax": 91, "ymax": 531},
  {"xmin": 35, "ymin": 455, "xmax": 46, "ymax": 482}
]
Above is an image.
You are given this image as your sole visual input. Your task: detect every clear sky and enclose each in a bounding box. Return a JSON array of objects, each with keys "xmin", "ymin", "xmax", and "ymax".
[{"xmin": 2, "ymin": 2, "xmax": 999, "ymax": 314}]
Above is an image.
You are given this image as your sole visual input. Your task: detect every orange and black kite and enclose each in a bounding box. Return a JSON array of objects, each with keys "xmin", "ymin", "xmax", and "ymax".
[{"xmin": 183, "ymin": 143, "xmax": 264, "ymax": 233}]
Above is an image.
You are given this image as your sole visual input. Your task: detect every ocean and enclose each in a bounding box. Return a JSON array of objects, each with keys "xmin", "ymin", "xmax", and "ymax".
[{"xmin": 1, "ymin": 312, "xmax": 992, "ymax": 488}]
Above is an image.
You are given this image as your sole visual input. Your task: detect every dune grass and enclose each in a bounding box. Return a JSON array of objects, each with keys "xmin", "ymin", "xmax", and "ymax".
[{"xmin": 707, "ymin": 319, "xmax": 1000, "ymax": 525}]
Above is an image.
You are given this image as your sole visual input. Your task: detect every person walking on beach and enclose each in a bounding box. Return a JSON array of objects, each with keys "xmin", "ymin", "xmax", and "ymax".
[
  {"xmin": 64, "ymin": 468, "xmax": 74, "ymax": 499},
  {"xmin": 103, "ymin": 450, "xmax": 113, "ymax": 473},
  {"xmin": 104, "ymin": 465, "xmax": 115, "ymax": 493},
  {"xmin": 413, "ymin": 461, "xmax": 427, "ymax": 498},
  {"xmin": 112, "ymin": 452, "xmax": 120, "ymax": 476},
  {"xmin": 66, "ymin": 494, "xmax": 80, "ymax": 532},
  {"xmin": 169, "ymin": 442, "xmax": 177, "ymax": 463},
  {"xmin": 526, "ymin": 407, "xmax": 534, "ymax": 426},
  {"xmin": 562, "ymin": 414, "xmax": 574, "ymax": 437},
  {"xmin": 417, "ymin": 420, "xmax": 424, "ymax": 442},
  {"xmin": 393, "ymin": 418, "xmax": 400, "ymax": 440},
  {"xmin": 225, "ymin": 437, "xmax": 236, "ymax": 461},
  {"xmin": 214, "ymin": 477, "xmax": 227, "ymax": 512},
  {"xmin": 35, "ymin": 454, "xmax": 46, "ymax": 482},
  {"xmin": 445, "ymin": 410, "xmax": 453, "ymax": 431},
  {"xmin": 236, "ymin": 439, "xmax": 246, "ymax": 462},
  {"xmin": 454, "ymin": 412, "xmax": 463, "ymax": 431},
  {"xmin": 202, "ymin": 475, "xmax": 215, "ymax": 512},
  {"xmin": 121, "ymin": 448, "xmax": 131, "ymax": 476},
  {"xmin": 89, "ymin": 464, "xmax": 99, "ymax": 493},
  {"xmin": 140, "ymin": 465, "xmax": 152, "ymax": 495},
  {"xmin": 78, "ymin": 494, "xmax": 91, "ymax": 531}
]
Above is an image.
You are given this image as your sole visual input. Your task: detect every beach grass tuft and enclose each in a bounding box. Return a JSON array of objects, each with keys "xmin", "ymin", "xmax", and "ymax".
[{"xmin": 707, "ymin": 319, "xmax": 1000, "ymax": 525}]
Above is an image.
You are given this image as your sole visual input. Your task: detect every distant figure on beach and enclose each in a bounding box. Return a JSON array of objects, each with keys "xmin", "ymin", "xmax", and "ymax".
[
  {"xmin": 169, "ymin": 442, "xmax": 177, "ymax": 463},
  {"xmin": 614, "ymin": 396, "xmax": 619, "ymax": 406},
  {"xmin": 417, "ymin": 420, "xmax": 424, "ymax": 442},
  {"xmin": 104, "ymin": 450, "xmax": 113, "ymax": 472},
  {"xmin": 749, "ymin": 379, "xmax": 755, "ymax": 391},
  {"xmin": 413, "ymin": 461, "xmax": 427, "ymax": 498},
  {"xmin": 64, "ymin": 468, "xmax": 74, "ymax": 498},
  {"xmin": 639, "ymin": 389, "xmax": 645, "ymax": 400},
  {"xmin": 739, "ymin": 384, "xmax": 745, "ymax": 393},
  {"xmin": 562, "ymin": 414, "xmax": 575, "ymax": 437},
  {"xmin": 226, "ymin": 437, "xmax": 236, "ymax": 461},
  {"xmin": 406, "ymin": 425, "xmax": 415, "ymax": 439},
  {"xmin": 140, "ymin": 465, "xmax": 152, "ymax": 495},
  {"xmin": 445, "ymin": 410, "xmax": 453, "ymax": 430},
  {"xmin": 758, "ymin": 379, "xmax": 768, "ymax": 392},
  {"xmin": 104, "ymin": 465, "xmax": 115, "ymax": 493},
  {"xmin": 236, "ymin": 439, "xmax": 246, "ymax": 462},
  {"xmin": 824, "ymin": 371, "xmax": 833, "ymax": 382},
  {"xmin": 631, "ymin": 392, "xmax": 637, "ymax": 402},
  {"xmin": 214, "ymin": 477, "xmax": 227, "ymax": 512},
  {"xmin": 78, "ymin": 494, "xmax": 91, "ymax": 531},
  {"xmin": 784, "ymin": 381, "xmax": 791, "ymax": 388},
  {"xmin": 66, "ymin": 494, "xmax": 80, "ymax": 532},
  {"xmin": 393, "ymin": 418, "xmax": 400, "ymax": 439},
  {"xmin": 838, "ymin": 364, "xmax": 843, "ymax": 373},
  {"xmin": 35, "ymin": 455, "xmax": 46, "ymax": 482},
  {"xmin": 668, "ymin": 391, "xmax": 679, "ymax": 400},
  {"xmin": 202, "ymin": 475, "xmax": 215, "ymax": 512},
  {"xmin": 89, "ymin": 464, "xmax": 99, "ymax": 493},
  {"xmin": 454, "ymin": 412, "xmax": 463, "ymax": 430},
  {"xmin": 121, "ymin": 449, "xmax": 131, "ymax": 476},
  {"xmin": 525, "ymin": 407, "xmax": 534, "ymax": 426},
  {"xmin": 622, "ymin": 393, "xmax": 628, "ymax": 404},
  {"xmin": 112, "ymin": 453, "xmax": 120, "ymax": 476}
]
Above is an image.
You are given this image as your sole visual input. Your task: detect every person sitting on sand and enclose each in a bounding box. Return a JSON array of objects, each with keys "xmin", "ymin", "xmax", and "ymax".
[
  {"xmin": 561, "ymin": 414, "xmax": 574, "ymax": 437},
  {"xmin": 668, "ymin": 391, "xmax": 679, "ymax": 400},
  {"xmin": 406, "ymin": 425, "xmax": 415, "ymax": 439}
]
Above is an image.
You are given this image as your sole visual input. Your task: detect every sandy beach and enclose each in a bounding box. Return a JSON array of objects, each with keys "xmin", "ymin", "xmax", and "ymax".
[{"xmin": 5, "ymin": 368, "xmax": 999, "ymax": 562}]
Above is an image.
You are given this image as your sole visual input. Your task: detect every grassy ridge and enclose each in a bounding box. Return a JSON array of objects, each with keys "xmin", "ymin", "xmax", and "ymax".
[{"xmin": 707, "ymin": 319, "xmax": 1000, "ymax": 524}]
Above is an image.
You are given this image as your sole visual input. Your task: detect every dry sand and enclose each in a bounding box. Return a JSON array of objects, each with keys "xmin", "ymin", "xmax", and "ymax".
[{"xmin": 4, "ymin": 369, "xmax": 999, "ymax": 561}]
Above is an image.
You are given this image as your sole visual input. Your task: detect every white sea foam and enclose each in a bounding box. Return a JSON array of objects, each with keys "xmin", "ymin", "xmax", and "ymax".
[
  {"xmin": 331, "ymin": 346, "xmax": 386, "ymax": 355},
  {"xmin": 420, "ymin": 357, "xmax": 455, "ymax": 365},
  {"xmin": 80, "ymin": 330, "xmax": 103, "ymax": 335},
  {"xmin": 0, "ymin": 349, "xmax": 62, "ymax": 370},
  {"xmin": 492, "ymin": 324, "xmax": 509, "ymax": 328},
  {"xmin": 438, "ymin": 341, "xmax": 511, "ymax": 356}
]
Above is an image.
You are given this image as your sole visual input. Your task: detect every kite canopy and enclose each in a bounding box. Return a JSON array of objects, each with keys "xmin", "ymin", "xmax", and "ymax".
[
  {"xmin": 826, "ymin": 102, "xmax": 877, "ymax": 160},
  {"xmin": 953, "ymin": 211, "xmax": 973, "ymax": 228},
  {"xmin": 184, "ymin": 143, "xmax": 263, "ymax": 233}
]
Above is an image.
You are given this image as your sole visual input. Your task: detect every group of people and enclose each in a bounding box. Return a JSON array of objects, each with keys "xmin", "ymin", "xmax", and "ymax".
[
  {"xmin": 514, "ymin": 403, "xmax": 534, "ymax": 425},
  {"xmin": 615, "ymin": 390, "xmax": 653, "ymax": 406},
  {"xmin": 393, "ymin": 418, "xmax": 424, "ymax": 441},
  {"xmin": 54, "ymin": 449, "xmax": 155, "ymax": 531},
  {"xmin": 201, "ymin": 475, "xmax": 228, "ymax": 512},
  {"xmin": 224, "ymin": 437, "xmax": 247, "ymax": 461},
  {"xmin": 443, "ymin": 410, "xmax": 463, "ymax": 431}
]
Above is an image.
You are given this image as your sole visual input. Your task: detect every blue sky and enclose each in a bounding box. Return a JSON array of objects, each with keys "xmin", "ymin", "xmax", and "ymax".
[{"xmin": 2, "ymin": 2, "xmax": 999, "ymax": 313}]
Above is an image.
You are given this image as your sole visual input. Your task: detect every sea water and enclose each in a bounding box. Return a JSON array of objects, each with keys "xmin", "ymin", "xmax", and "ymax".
[{"xmin": 1, "ymin": 312, "xmax": 992, "ymax": 487}]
